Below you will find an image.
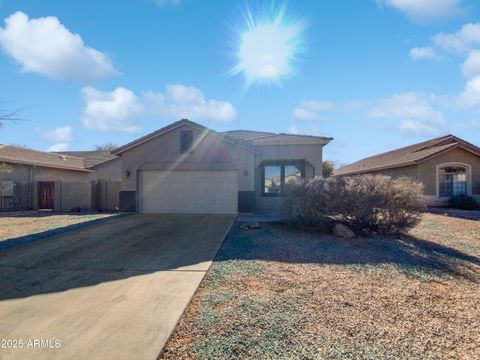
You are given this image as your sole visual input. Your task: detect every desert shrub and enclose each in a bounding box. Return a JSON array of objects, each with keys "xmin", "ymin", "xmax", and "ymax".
[
  {"xmin": 283, "ymin": 175, "xmax": 426, "ymax": 234},
  {"xmin": 448, "ymin": 195, "xmax": 478, "ymax": 210}
]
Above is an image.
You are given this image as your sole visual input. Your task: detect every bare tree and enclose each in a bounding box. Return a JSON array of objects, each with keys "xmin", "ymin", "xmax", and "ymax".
[
  {"xmin": 0, "ymin": 104, "xmax": 22, "ymax": 125},
  {"xmin": 95, "ymin": 142, "xmax": 118, "ymax": 151}
]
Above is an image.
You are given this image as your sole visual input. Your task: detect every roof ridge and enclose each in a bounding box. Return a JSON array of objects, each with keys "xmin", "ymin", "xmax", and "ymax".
[
  {"xmin": 4, "ymin": 145, "xmax": 85, "ymax": 161},
  {"xmin": 333, "ymin": 134, "xmax": 479, "ymax": 177},
  {"xmin": 348, "ymin": 135, "xmax": 452, "ymax": 164}
]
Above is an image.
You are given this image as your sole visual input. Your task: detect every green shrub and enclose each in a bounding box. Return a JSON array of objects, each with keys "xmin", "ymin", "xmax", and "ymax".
[
  {"xmin": 448, "ymin": 195, "xmax": 478, "ymax": 210},
  {"xmin": 283, "ymin": 175, "xmax": 426, "ymax": 234}
]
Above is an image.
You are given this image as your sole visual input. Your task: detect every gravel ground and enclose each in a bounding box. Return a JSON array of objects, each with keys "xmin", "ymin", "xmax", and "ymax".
[
  {"xmin": 161, "ymin": 213, "xmax": 480, "ymax": 360},
  {"xmin": 0, "ymin": 211, "xmax": 116, "ymax": 242}
]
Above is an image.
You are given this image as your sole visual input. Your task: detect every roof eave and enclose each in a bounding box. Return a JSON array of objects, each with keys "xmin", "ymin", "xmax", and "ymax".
[
  {"xmin": 253, "ymin": 138, "xmax": 333, "ymax": 146},
  {"xmin": 333, "ymin": 162, "xmax": 418, "ymax": 177},
  {"xmin": 113, "ymin": 120, "xmax": 257, "ymax": 155},
  {"xmin": 0, "ymin": 158, "xmax": 91, "ymax": 172}
]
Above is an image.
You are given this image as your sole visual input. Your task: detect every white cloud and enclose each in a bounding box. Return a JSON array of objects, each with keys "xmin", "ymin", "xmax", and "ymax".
[
  {"xmin": 81, "ymin": 87, "xmax": 144, "ymax": 134},
  {"xmin": 48, "ymin": 143, "xmax": 69, "ymax": 152},
  {"xmin": 143, "ymin": 84, "xmax": 237, "ymax": 122},
  {"xmin": 433, "ymin": 23, "xmax": 480, "ymax": 54},
  {"xmin": 286, "ymin": 125, "xmax": 299, "ymax": 134},
  {"xmin": 369, "ymin": 93, "xmax": 447, "ymax": 136},
  {"xmin": 458, "ymin": 76, "xmax": 480, "ymax": 110},
  {"xmin": 81, "ymin": 84, "xmax": 237, "ymax": 133},
  {"xmin": 154, "ymin": 0, "xmax": 183, "ymax": 7},
  {"xmin": 35, "ymin": 125, "xmax": 74, "ymax": 142},
  {"xmin": 409, "ymin": 46, "xmax": 438, "ymax": 60},
  {"xmin": 292, "ymin": 100, "xmax": 334, "ymax": 120},
  {"xmin": 461, "ymin": 50, "xmax": 480, "ymax": 79},
  {"xmin": 286, "ymin": 124, "xmax": 323, "ymax": 136},
  {"xmin": 0, "ymin": 11, "xmax": 117, "ymax": 81},
  {"xmin": 377, "ymin": 0, "xmax": 463, "ymax": 22}
]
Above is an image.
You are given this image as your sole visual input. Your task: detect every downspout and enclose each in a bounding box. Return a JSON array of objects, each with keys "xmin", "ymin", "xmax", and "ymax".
[
  {"xmin": 28, "ymin": 165, "xmax": 35, "ymax": 209},
  {"xmin": 29, "ymin": 165, "xmax": 33, "ymax": 209}
]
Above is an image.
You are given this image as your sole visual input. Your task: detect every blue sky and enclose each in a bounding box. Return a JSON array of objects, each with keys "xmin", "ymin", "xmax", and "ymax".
[{"xmin": 0, "ymin": 0, "xmax": 479, "ymax": 165}]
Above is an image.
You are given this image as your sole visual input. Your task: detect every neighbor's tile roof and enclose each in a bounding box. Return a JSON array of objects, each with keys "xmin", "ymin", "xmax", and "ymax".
[
  {"xmin": 58, "ymin": 150, "xmax": 118, "ymax": 168},
  {"xmin": 333, "ymin": 135, "xmax": 480, "ymax": 176},
  {"xmin": 0, "ymin": 145, "xmax": 89, "ymax": 171}
]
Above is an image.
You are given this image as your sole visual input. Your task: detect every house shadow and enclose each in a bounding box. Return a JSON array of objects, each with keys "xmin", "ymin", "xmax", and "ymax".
[
  {"xmin": 0, "ymin": 213, "xmax": 123, "ymax": 250},
  {"xmin": 427, "ymin": 208, "xmax": 480, "ymax": 221},
  {"xmin": 216, "ymin": 223, "xmax": 480, "ymax": 282},
  {"xmin": 0, "ymin": 214, "xmax": 234, "ymax": 301},
  {"xmin": 0, "ymin": 215, "xmax": 478, "ymax": 302}
]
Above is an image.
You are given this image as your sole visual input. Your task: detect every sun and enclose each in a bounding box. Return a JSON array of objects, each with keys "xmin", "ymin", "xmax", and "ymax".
[{"xmin": 230, "ymin": 5, "xmax": 306, "ymax": 87}]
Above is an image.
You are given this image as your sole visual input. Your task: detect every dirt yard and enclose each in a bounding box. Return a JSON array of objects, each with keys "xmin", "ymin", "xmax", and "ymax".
[
  {"xmin": 0, "ymin": 211, "xmax": 116, "ymax": 242},
  {"xmin": 162, "ymin": 213, "xmax": 480, "ymax": 359}
]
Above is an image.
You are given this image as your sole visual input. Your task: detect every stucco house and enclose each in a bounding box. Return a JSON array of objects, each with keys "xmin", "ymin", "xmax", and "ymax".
[
  {"xmin": 0, "ymin": 145, "xmax": 94, "ymax": 211},
  {"xmin": 112, "ymin": 119, "xmax": 333, "ymax": 214},
  {"xmin": 1, "ymin": 119, "xmax": 332, "ymax": 214},
  {"xmin": 333, "ymin": 135, "xmax": 480, "ymax": 206}
]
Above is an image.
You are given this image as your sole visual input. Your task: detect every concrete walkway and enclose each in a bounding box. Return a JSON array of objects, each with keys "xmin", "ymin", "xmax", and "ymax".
[{"xmin": 0, "ymin": 214, "xmax": 235, "ymax": 360}]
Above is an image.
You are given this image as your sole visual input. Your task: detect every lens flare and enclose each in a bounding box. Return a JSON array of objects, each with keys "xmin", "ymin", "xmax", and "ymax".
[{"xmin": 230, "ymin": 4, "xmax": 306, "ymax": 88}]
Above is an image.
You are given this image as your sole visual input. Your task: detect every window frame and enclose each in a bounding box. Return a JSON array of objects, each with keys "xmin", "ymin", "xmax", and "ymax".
[
  {"xmin": 435, "ymin": 162, "xmax": 471, "ymax": 199},
  {"xmin": 261, "ymin": 160, "xmax": 305, "ymax": 197},
  {"xmin": 179, "ymin": 130, "xmax": 194, "ymax": 154}
]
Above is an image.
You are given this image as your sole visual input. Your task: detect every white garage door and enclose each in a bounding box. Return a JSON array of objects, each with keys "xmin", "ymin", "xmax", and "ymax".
[{"xmin": 138, "ymin": 170, "xmax": 238, "ymax": 214}]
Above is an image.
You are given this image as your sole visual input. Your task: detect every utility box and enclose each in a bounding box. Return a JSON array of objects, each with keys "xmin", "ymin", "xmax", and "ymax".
[{"xmin": 1, "ymin": 180, "xmax": 14, "ymax": 197}]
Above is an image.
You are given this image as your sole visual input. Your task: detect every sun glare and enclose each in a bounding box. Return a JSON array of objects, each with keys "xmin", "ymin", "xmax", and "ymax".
[{"xmin": 231, "ymin": 5, "xmax": 305, "ymax": 87}]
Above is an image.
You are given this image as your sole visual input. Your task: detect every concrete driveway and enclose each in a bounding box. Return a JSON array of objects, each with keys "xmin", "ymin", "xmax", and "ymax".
[{"xmin": 0, "ymin": 214, "xmax": 235, "ymax": 360}]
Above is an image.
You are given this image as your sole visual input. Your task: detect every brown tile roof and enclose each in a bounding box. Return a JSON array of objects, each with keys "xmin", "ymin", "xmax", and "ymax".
[
  {"xmin": 113, "ymin": 119, "xmax": 256, "ymax": 154},
  {"xmin": 58, "ymin": 150, "xmax": 118, "ymax": 168},
  {"xmin": 333, "ymin": 135, "xmax": 480, "ymax": 176},
  {"xmin": 112, "ymin": 119, "xmax": 333, "ymax": 155},
  {"xmin": 0, "ymin": 145, "xmax": 89, "ymax": 172},
  {"xmin": 139, "ymin": 162, "xmax": 237, "ymax": 171},
  {"xmin": 221, "ymin": 130, "xmax": 276, "ymax": 141},
  {"xmin": 221, "ymin": 130, "xmax": 333, "ymax": 146}
]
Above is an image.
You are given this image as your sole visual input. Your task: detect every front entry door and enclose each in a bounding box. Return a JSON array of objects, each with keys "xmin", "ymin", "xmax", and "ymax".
[{"xmin": 38, "ymin": 182, "xmax": 55, "ymax": 209}]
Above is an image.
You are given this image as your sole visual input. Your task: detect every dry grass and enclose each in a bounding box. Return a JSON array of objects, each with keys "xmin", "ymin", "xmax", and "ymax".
[
  {"xmin": 0, "ymin": 211, "xmax": 115, "ymax": 242},
  {"xmin": 162, "ymin": 213, "xmax": 480, "ymax": 359}
]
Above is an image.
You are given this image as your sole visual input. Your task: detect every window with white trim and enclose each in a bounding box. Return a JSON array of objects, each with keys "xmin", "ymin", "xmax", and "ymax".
[{"xmin": 438, "ymin": 166, "xmax": 467, "ymax": 197}]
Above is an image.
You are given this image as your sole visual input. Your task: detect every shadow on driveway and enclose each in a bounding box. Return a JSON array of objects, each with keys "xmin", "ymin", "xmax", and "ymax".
[{"xmin": 0, "ymin": 214, "xmax": 235, "ymax": 301}]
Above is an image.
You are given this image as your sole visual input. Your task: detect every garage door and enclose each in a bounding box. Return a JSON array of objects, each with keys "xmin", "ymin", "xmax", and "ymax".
[{"xmin": 138, "ymin": 170, "xmax": 238, "ymax": 214}]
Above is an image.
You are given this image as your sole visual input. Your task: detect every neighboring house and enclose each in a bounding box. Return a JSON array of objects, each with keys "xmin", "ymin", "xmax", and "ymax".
[
  {"xmin": 333, "ymin": 135, "xmax": 480, "ymax": 206},
  {"xmin": 59, "ymin": 150, "xmax": 121, "ymax": 182},
  {"xmin": 0, "ymin": 145, "xmax": 93, "ymax": 211},
  {"xmin": 112, "ymin": 119, "xmax": 332, "ymax": 214},
  {"xmin": 59, "ymin": 151, "xmax": 121, "ymax": 211}
]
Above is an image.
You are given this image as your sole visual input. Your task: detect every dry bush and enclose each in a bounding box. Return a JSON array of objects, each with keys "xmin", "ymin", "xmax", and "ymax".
[{"xmin": 283, "ymin": 175, "xmax": 426, "ymax": 234}]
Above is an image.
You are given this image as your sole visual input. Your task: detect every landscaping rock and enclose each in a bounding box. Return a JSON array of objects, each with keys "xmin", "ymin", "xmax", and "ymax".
[
  {"xmin": 333, "ymin": 223, "xmax": 355, "ymax": 239},
  {"xmin": 248, "ymin": 222, "xmax": 261, "ymax": 229},
  {"xmin": 239, "ymin": 222, "xmax": 261, "ymax": 230}
]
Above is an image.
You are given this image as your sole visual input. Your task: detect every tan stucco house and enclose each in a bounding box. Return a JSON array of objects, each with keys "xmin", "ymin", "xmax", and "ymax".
[
  {"xmin": 333, "ymin": 135, "xmax": 480, "ymax": 206},
  {"xmin": 1, "ymin": 119, "xmax": 332, "ymax": 214},
  {"xmin": 0, "ymin": 145, "xmax": 94, "ymax": 211},
  {"xmin": 112, "ymin": 119, "xmax": 333, "ymax": 214}
]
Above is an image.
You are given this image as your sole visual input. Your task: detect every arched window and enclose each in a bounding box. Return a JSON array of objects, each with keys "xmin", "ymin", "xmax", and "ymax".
[{"xmin": 438, "ymin": 165, "xmax": 467, "ymax": 197}]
